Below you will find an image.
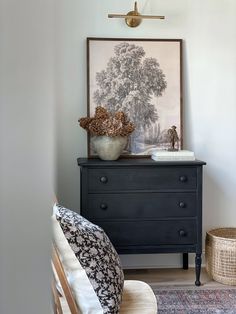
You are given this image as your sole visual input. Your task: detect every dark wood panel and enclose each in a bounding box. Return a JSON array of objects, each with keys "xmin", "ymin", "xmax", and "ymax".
[
  {"xmin": 116, "ymin": 245, "xmax": 197, "ymax": 254},
  {"xmin": 88, "ymin": 167, "xmax": 197, "ymax": 191},
  {"xmin": 78, "ymin": 158, "xmax": 206, "ymax": 167},
  {"xmin": 78, "ymin": 158, "xmax": 205, "ymax": 285},
  {"xmin": 96, "ymin": 220, "xmax": 197, "ymax": 247},
  {"xmin": 86, "ymin": 193, "xmax": 197, "ymax": 219}
]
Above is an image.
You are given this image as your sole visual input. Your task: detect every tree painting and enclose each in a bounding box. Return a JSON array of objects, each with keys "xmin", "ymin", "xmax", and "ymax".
[
  {"xmin": 88, "ymin": 39, "xmax": 182, "ymax": 156},
  {"xmin": 93, "ymin": 42, "xmax": 167, "ymax": 154}
]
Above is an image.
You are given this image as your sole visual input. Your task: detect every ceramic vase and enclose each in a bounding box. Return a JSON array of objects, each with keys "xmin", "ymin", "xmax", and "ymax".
[{"xmin": 92, "ymin": 136, "xmax": 127, "ymax": 160}]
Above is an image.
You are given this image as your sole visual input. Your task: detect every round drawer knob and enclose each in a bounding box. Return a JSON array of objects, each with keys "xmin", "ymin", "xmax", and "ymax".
[
  {"xmin": 100, "ymin": 176, "xmax": 108, "ymax": 184},
  {"xmin": 100, "ymin": 203, "xmax": 108, "ymax": 210},
  {"xmin": 179, "ymin": 229, "xmax": 187, "ymax": 237},
  {"xmin": 179, "ymin": 202, "xmax": 186, "ymax": 208},
  {"xmin": 179, "ymin": 175, "xmax": 187, "ymax": 182}
]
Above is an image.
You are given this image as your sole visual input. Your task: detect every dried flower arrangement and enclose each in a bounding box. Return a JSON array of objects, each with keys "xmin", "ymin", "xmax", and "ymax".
[{"xmin": 79, "ymin": 106, "xmax": 135, "ymax": 137}]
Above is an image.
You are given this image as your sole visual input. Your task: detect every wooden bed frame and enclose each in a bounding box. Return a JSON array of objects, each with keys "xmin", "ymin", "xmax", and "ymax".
[{"xmin": 52, "ymin": 244, "xmax": 80, "ymax": 314}]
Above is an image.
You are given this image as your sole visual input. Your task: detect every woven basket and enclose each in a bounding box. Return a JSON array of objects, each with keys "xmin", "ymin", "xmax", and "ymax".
[{"xmin": 205, "ymin": 228, "xmax": 236, "ymax": 285}]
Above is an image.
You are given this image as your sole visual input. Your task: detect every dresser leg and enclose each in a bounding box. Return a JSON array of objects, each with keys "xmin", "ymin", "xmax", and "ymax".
[
  {"xmin": 183, "ymin": 253, "xmax": 188, "ymax": 270},
  {"xmin": 195, "ymin": 253, "xmax": 202, "ymax": 286}
]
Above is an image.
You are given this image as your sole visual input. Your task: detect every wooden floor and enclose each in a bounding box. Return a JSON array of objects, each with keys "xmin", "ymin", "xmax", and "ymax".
[{"xmin": 124, "ymin": 267, "xmax": 233, "ymax": 288}]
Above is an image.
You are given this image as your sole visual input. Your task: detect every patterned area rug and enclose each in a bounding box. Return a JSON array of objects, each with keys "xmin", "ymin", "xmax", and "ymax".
[{"xmin": 152, "ymin": 285, "xmax": 236, "ymax": 314}]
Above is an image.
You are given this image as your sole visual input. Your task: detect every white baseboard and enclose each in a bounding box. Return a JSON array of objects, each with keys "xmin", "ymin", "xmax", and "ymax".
[{"xmin": 120, "ymin": 252, "xmax": 205, "ymax": 269}]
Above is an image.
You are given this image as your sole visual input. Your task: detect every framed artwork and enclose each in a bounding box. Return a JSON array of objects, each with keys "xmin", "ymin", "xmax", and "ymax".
[{"xmin": 87, "ymin": 37, "xmax": 183, "ymax": 157}]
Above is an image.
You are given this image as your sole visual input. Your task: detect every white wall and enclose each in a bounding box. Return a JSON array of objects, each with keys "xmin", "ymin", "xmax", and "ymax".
[
  {"xmin": 0, "ymin": 0, "xmax": 55, "ymax": 312},
  {"xmin": 56, "ymin": 0, "xmax": 236, "ymax": 268}
]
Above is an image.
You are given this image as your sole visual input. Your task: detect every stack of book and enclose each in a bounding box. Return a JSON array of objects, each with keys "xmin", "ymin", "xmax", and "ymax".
[{"xmin": 151, "ymin": 150, "xmax": 195, "ymax": 161}]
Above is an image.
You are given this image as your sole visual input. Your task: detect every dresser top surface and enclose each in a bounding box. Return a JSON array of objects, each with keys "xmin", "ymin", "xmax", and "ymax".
[{"xmin": 77, "ymin": 158, "xmax": 206, "ymax": 167}]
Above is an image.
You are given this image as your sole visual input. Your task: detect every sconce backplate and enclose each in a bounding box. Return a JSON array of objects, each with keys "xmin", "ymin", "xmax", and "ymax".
[{"xmin": 125, "ymin": 10, "xmax": 142, "ymax": 28}]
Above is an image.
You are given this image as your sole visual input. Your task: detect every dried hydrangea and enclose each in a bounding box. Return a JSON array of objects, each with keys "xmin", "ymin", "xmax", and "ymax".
[
  {"xmin": 94, "ymin": 106, "xmax": 109, "ymax": 120},
  {"xmin": 114, "ymin": 111, "xmax": 126, "ymax": 123},
  {"xmin": 79, "ymin": 117, "xmax": 93, "ymax": 130},
  {"xmin": 88, "ymin": 119, "xmax": 106, "ymax": 136},
  {"xmin": 78, "ymin": 106, "xmax": 135, "ymax": 137}
]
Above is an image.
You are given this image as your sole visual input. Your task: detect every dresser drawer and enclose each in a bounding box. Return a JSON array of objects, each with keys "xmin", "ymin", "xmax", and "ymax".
[
  {"xmin": 86, "ymin": 193, "xmax": 197, "ymax": 219},
  {"xmin": 97, "ymin": 220, "xmax": 197, "ymax": 246},
  {"xmin": 88, "ymin": 167, "xmax": 197, "ymax": 192}
]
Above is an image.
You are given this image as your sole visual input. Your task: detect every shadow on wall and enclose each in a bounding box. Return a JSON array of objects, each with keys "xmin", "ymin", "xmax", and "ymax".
[{"xmin": 203, "ymin": 169, "xmax": 234, "ymax": 237}]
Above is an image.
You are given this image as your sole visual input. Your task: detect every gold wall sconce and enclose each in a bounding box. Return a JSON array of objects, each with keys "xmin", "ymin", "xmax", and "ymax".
[{"xmin": 108, "ymin": 2, "xmax": 165, "ymax": 28}]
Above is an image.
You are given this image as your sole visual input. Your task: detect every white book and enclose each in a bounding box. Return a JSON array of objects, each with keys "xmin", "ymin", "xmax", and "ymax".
[
  {"xmin": 152, "ymin": 150, "xmax": 195, "ymax": 157},
  {"xmin": 151, "ymin": 155, "xmax": 196, "ymax": 161}
]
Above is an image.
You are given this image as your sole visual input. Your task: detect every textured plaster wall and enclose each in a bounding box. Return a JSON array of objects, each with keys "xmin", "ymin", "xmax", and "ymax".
[{"xmin": 55, "ymin": 0, "xmax": 236, "ymax": 268}]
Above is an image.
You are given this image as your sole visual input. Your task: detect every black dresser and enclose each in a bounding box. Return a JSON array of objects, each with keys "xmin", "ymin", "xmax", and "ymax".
[{"xmin": 77, "ymin": 158, "xmax": 206, "ymax": 286}]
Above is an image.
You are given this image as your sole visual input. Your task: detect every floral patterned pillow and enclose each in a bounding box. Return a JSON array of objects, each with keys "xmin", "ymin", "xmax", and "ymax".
[{"xmin": 53, "ymin": 204, "xmax": 124, "ymax": 314}]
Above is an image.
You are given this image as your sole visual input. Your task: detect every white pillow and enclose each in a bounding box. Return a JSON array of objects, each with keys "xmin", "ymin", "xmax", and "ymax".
[{"xmin": 52, "ymin": 203, "xmax": 124, "ymax": 314}]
